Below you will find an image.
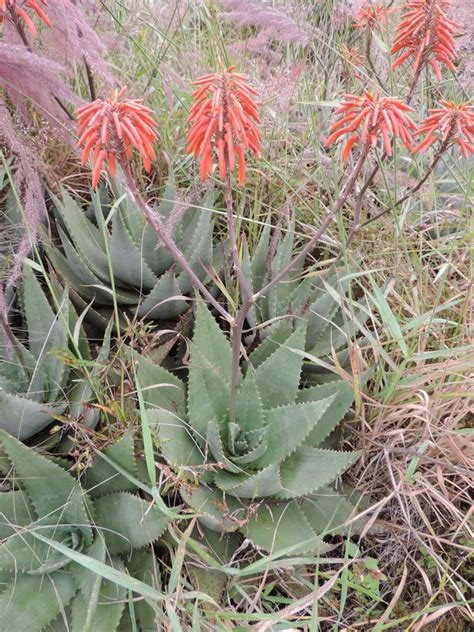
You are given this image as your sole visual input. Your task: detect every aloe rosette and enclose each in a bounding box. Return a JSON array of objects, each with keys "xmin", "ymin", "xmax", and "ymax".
[
  {"xmin": 138, "ymin": 303, "xmax": 363, "ymax": 554},
  {"xmin": 0, "ymin": 265, "xmax": 97, "ymax": 440},
  {"xmin": 47, "ymin": 179, "xmax": 216, "ymax": 329},
  {"xmin": 240, "ymin": 225, "xmax": 368, "ymax": 372},
  {"xmin": 0, "ymin": 429, "xmax": 170, "ymax": 631}
]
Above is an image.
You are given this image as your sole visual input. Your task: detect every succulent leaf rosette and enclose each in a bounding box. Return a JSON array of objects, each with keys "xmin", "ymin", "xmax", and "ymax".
[
  {"xmin": 46, "ymin": 179, "xmax": 216, "ymax": 329},
  {"xmin": 139, "ymin": 303, "xmax": 363, "ymax": 554},
  {"xmin": 0, "ymin": 266, "xmax": 96, "ymax": 440},
  {"xmin": 0, "ymin": 429, "xmax": 170, "ymax": 630},
  {"xmin": 239, "ymin": 225, "xmax": 368, "ymax": 378}
]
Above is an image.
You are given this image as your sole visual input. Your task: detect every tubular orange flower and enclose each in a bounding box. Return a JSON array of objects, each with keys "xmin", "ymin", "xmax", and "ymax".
[
  {"xmin": 0, "ymin": 0, "xmax": 51, "ymax": 36},
  {"xmin": 76, "ymin": 87, "xmax": 158, "ymax": 187},
  {"xmin": 413, "ymin": 101, "xmax": 474, "ymax": 157},
  {"xmin": 187, "ymin": 66, "xmax": 261, "ymax": 185},
  {"xmin": 353, "ymin": 2, "xmax": 391, "ymax": 30},
  {"xmin": 325, "ymin": 92, "xmax": 416, "ymax": 159},
  {"xmin": 391, "ymin": 0, "xmax": 458, "ymax": 80}
]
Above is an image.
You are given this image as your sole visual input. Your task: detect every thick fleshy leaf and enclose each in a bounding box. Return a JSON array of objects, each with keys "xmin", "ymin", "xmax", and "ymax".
[
  {"xmin": 180, "ymin": 484, "xmax": 243, "ymax": 532},
  {"xmin": 124, "ymin": 548, "xmax": 161, "ymax": 629},
  {"xmin": 0, "ymin": 490, "xmax": 33, "ymax": 540},
  {"xmin": 306, "ymin": 276, "xmax": 350, "ymax": 345},
  {"xmin": 136, "ymin": 270, "xmax": 186, "ymax": 319},
  {"xmin": 0, "ymin": 391, "xmax": 63, "ymax": 440},
  {"xmin": 147, "ymin": 409, "xmax": 203, "ymax": 467},
  {"xmin": 70, "ymin": 556, "xmax": 126, "ymax": 632},
  {"xmin": 300, "ymin": 488, "xmax": 362, "ymax": 536},
  {"xmin": 187, "ymin": 345, "xmax": 230, "ymax": 441},
  {"xmin": 214, "ymin": 462, "xmax": 282, "ymax": 498},
  {"xmin": 235, "ymin": 372, "xmax": 265, "ymax": 433},
  {"xmin": 296, "ymin": 379, "xmax": 355, "ymax": 447},
  {"xmin": 0, "ymin": 431, "xmax": 91, "ymax": 532},
  {"xmin": 22, "ymin": 267, "xmax": 69, "ymax": 402},
  {"xmin": 206, "ymin": 418, "xmax": 246, "ymax": 474},
  {"xmin": 253, "ymin": 395, "xmax": 336, "ymax": 468},
  {"xmin": 0, "ymin": 571, "xmax": 77, "ymax": 632},
  {"xmin": 136, "ymin": 354, "xmax": 185, "ymax": 415},
  {"xmin": 93, "ymin": 492, "xmax": 170, "ymax": 554},
  {"xmin": 278, "ymin": 447, "xmax": 361, "ymax": 499},
  {"xmin": 245, "ymin": 501, "xmax": 332, "ymax": 554},
  {"xmin": 84, "ymin": 430, "xmax": 139, "ymax": 497},
  {"xmin": 308, "ymin": 303, "xmax": 369, "ymax": 356},
  {"xmin": 52, "ymin": 230, "xmax": 137, "ymax": 306},
  {"xmin": 109, "ymin": 209, "xmax": 157, "ymax": 290},
  {"xmin": 250, "ymin": 224, "xmax": 271, "ymax": 293},
  {"xmin": 191, "ymin": 303, "xmax": 233, "ymax": 378},
  {"xmin": 54, "ymin": 190, "xmax": 109, "ymax": 281},
  {"xmin": 253, "ymin": 323, "xmax": 306, "ymax": 409}
]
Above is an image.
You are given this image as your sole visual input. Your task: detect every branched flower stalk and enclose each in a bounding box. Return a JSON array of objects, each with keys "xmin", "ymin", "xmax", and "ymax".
[
  {"xmin": 353, "ymin": 2, "xmax": 392, "ymax": 88},
  {"xmin": 361, "ymin": 100, "xmax": 474, "ymax": 227},
  {"xmin": 343, "ymin": 0, "xmax": 459, "ymax": 236}
]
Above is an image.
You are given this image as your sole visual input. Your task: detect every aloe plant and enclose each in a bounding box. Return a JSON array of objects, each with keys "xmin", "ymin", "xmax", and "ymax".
[
  {"xmin": 241, "ymin": 225, "xmax": 367, "ymax": 367},
  {"xmin": 139, "ymin": 303, "xmax": 364, "ymax": 554},
  {"xmin": 46, "ymin": 179, "xmax": 216, "ymax": 329},
  {"xmin": 0, "ymin": 266, "xmax": 96, "ymax": 441},
  {"xmin": 0, "ymin": 429, "xmax": 170, "ymax": 631}
]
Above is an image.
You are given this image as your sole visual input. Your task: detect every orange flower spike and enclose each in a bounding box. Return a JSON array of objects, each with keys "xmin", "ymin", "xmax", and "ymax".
[
  {"xmin": 353, "ymin": 2, "xmax": 391, "ymax": 30},
  {"xmin": 391, "ymin": 0, "xmax": 458, "ymax": 80},
  {"xmin": 325, "ymin": 92, "xmax": 416, "ymax": 159},
  {"xmin": 187, "ymin": 67, "xmax": 261, "ymax": 184},
  {"xmin": 76, "ymin": 86, "xmax": 158, "ymax": 188},
  {"xmin": 413, "ymin": 101, "xmax": 474, "ymax": 157},
  {"xmin": 1, "ymin": 0, "xmax": 51, "ymax": 34}
]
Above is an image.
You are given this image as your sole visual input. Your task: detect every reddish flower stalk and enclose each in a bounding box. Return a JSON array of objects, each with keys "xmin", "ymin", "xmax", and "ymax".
[
  {"xmin": 0, "ymin": 0, "xmax": 51, "ymax": 36},
  {"xmin": 391, "ymin": 0, "xmax": 458, "ymax": 81},
  {"xmin": 353, "ymin": 2, "xmax": 391, "ymax": 30},
  {"xmin": 76, "ymin": 87, "xmax": 158, "ymax": 187},
  {"xmin": 187, "ymin": 66, "xmax": 262, "ymax": 185},
  {"xmin": 325, "ymin": 92, "xmax": 416, "ymax": 159},
  {"xmin": 413, "ymin": 100, "xmax": 474, "ymax": 157}
]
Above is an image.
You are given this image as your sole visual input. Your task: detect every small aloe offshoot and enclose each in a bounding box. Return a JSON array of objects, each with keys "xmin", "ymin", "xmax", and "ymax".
[
  {"xmin": 47, "ymin": 179, "xmax": 216, "ymax": 329},
  {"xmin": 0, "ymin": 265, "xmax": 94, "ymax": 441},
  {"xmin": 240, "ymin": 225, "xmax": 368, "ymax": 370},
  {"xmin": 0, "ymin": 429, "xmax": 170, "ymax": 631},
  {"xmin": 138, "ymin": 303, "xmax": 363, "ymax": 554}
]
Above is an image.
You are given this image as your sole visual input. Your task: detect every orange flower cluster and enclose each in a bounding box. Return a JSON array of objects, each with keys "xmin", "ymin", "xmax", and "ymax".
[
  {"xmin": 76, "ymin": 87, "xmax": 158, "ymax": 187},
  {"xmin": 187, "ymin": 66, "xmax": 261, "ymax": 185},
  {"xmin": 325, "ymin": 92, "xmax": 416, "ymax": 159},
  {"xmin": 353, "ymin": 2, "xmax": 391, "ymax": 30},
  {"xmin": 414, "ymin": 101, "xmax": 474, "ymax": 157},
  {"xmin": 0, "ymin": 0, "xmax": 51, "ymax": 36},
  {"xmin": 391, "ymin": 0, "xmax": 458, "ymax": 80}
]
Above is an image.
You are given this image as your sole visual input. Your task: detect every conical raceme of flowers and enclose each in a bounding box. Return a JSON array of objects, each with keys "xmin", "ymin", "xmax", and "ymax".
[
  {"xmin": 413, "ymin": 101, "xmax": 474, "ymax": 157},
  {"xmin": 325, "ymin": 92, "xmax": 416, "ymax": 159},
  {"xmin": 76, "ymin": 87, "xmax": 158, "ymax": 187},
  {"xmin": 353, "ymin": 2, "xmax": 391, "ymax": 30},
  {"xmin": 187, "ymin": 66, "xmax": 262, "ymax": 185},
  {"xmin": 391, "ymin": 0, "xmax": 458, "ymax": 80},
  {"xmin": 0, "ymin": 0, "xmax": 51, "ymax": 36}
]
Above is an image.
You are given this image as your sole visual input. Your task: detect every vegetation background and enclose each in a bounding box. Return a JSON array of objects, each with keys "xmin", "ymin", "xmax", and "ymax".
[{"xmin": 0, "ymin": 0, "xmax": 473, "ymax": 630}]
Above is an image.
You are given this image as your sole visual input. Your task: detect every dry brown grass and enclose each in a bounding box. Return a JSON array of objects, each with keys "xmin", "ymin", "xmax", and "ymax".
[{"xmin": 349, "ymin": 352, "xmax": 473, "ymax": 627}]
